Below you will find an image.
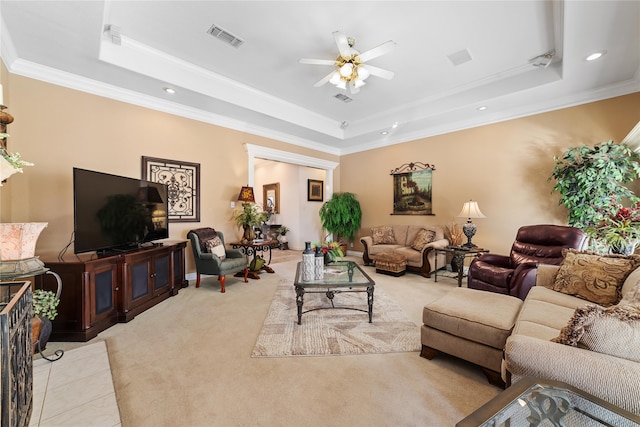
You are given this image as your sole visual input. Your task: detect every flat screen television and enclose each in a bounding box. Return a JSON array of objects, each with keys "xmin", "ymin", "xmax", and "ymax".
[{"xmin": 73, "ymin": 168, "xmax": 169, "ymax": 254}]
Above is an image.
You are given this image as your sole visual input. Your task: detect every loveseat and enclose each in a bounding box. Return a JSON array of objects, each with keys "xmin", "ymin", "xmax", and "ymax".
[
  {"xmin": 360, "ymin": 225, "xmax": 448, "ymax": 277},
  {"xmin": 504, "ymin": 258, "xmax": 640, "ymax": 415}
]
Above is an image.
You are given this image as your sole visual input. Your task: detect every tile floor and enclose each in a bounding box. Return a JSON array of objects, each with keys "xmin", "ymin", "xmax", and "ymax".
[{"xmin": 31, "ymin": 341, "xmax": 121, "ymax": 427}]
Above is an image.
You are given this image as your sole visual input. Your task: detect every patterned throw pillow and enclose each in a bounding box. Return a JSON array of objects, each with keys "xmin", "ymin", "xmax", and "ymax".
[
  {"xmin": 371, "ymin": 226, "xmax": 396, "ymax": 245},
  {"xmin": 552, "ymin": 303, "xmax": 640, "ymax": 362},
  {"xmin": 205, "ymin": 236, "xmax": 226, "ymax": 260},
  {"xmin": 410, "ymin": 228, "xmax": 436, "ymax": 251},
  {"xmin": 621, "ymin": 268, "xmax": 640, "ymax": 305},
  {"xmin": 550, "ymin": 250, "xmax": 640, "ymax": 306}
]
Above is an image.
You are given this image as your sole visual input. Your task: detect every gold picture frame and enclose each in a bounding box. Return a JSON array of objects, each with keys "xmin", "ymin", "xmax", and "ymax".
[{"xmin": 263, "ymin": 182, "xmax": 280, "ymax": 214}]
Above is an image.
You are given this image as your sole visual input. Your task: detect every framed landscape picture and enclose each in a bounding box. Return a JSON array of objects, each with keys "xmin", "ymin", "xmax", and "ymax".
[
  {"xmin": 390, "ymin": 162, "xmax": 435, "ymax": 215},
  {"xmin": 142, "ymin": 156, "xmax": 200, "ymax": 222},
  {"xmin": 307, "ymin": 179, "xmax": 324, "ymax": 202}
]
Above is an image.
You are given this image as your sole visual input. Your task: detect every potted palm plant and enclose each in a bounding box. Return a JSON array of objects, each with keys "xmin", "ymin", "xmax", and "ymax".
[{"xmin": 318, "ymin": 192, "xmax": 362, "ymax": 254}]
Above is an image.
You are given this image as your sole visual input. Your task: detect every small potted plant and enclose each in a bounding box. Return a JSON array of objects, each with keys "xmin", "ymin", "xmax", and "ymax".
[
  {"xmin": 312, "ymin": 241, "xmax": 344, "ymax": 265},
  {"xmin": 1, "ymin": 139, "xmax": 34, "ymax": 184},
  {"xmin": 32, "ymin": 289, "xmax": 60, "ymax": 352},
  {"xmin": 589, "ymin": 198, "xmax": 640, "ymax": 255},
  {"xmin": 231, "ymin": 203, "xmax": 269, "ymax": 241}
]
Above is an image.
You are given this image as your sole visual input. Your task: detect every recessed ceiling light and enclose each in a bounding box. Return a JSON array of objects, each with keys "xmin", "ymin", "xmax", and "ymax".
[
  {"xmin": 380, "ymin": 131, "xmax": 389, "ymax": 135},
  {"xmin": 586, "ymin": 51, "xmax": 605, "ymax": 61},
  {"xmin": 163, "ymin": 87, "xmax": 176, "ymax": 94},
  {"xmin": 477, "ymin": 106, "xmax": 488, "ymax": 111},
  {"xmin": 391, "ymin": 122, "xmax": 399, "ymax": 129}
]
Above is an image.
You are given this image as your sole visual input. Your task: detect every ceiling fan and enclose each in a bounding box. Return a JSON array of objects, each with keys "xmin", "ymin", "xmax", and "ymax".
[{"xmin": 299, "ymin": 31, "xmax": 396, "ymax": 95}]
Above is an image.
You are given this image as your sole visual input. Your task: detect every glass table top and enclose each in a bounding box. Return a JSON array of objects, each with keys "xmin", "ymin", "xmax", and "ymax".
[
  {"xmin": 294, "ymin": 261, "xmax": 374, "ymax": 288},
  {"xmin": 457, "ymin": 377, "xmax": 640, "ymax": 427}
]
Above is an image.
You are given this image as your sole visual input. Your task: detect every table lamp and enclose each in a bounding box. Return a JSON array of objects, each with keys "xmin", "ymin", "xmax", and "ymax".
[
  {"xmin": 457, "ymin": 200, "xmax": 486, "ymax": 248},
  {"xmin": 237, "ymin": 186, "xmax": 255, "ymax": 205}
]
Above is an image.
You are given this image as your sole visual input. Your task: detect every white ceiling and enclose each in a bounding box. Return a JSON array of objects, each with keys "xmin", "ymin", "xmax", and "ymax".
[{"xmin": 1, "ymin": 1, "xmax": 639, "ymax": 155}]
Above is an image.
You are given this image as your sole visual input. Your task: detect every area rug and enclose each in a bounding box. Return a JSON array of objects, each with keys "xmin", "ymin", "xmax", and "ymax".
[{"xmin": 251, "ymin": 280, "xmax": 421, "ymax": 357}]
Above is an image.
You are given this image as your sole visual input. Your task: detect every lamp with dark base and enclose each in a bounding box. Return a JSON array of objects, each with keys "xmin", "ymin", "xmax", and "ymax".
[{"xmin": 457, "ymin": 200, "xmax": 486, "ymax": 249}]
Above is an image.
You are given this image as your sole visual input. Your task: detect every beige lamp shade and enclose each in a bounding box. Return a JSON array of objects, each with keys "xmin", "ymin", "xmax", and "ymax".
[{"xmin": 457, "ymin": 201, "xmax": 486, "ymax": 219}]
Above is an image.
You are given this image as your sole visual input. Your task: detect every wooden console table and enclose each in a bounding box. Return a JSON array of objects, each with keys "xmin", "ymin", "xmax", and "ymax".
[{"xmin": 42, "ymin": 241, "xmax": 188, "ymax": 341}]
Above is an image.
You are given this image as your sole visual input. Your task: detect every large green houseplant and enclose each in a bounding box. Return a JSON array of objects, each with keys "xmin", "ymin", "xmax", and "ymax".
[
  {"xmin": 318, "ymin": 192, "xmax": 362, "ymax": 250},
  {"xmin": 550, "ymin": 140, "xmax": 640, "ymax": 251}
]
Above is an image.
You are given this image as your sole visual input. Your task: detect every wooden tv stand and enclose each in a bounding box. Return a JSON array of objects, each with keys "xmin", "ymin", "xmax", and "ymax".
[{"xmin": 41, "ymin": 241, "xmax": 188, "ymax": 342}]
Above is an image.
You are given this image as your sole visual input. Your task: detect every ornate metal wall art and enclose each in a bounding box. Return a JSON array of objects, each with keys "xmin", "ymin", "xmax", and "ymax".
[
  {"xmin": 142, "ymin": 156, "xmax": 200, "ymax": 222},
  {"xmin": 390, "ymin": 162, "xmax": 436, "ymax": 215}
]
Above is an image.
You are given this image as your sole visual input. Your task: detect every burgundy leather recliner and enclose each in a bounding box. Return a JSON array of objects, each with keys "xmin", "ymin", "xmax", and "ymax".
[{"xmin": 467, "ymin": 225, "xmax": 588, "ymax": 300}]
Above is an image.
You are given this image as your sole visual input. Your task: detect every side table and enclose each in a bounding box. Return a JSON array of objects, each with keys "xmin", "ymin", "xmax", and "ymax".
[
  {"xmin": 229, "ymin": 240, "xmax": 277, "ymax": 279},
  {"xmin": 434, "ymin": 246, "xmax": 489, "ymax": 287}
]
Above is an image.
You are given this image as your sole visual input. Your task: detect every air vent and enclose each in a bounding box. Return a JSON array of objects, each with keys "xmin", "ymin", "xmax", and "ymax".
[
  {"xmin": 447, "ymin": 49, "xmax": 472, "ymax": 66},
  {"xmin": 207, "ymin": 24, "xmax": 244, "ymax": 48},
  {"xmin": 334, "ymin": 93, "xmax": 353, "ymax": 103}
]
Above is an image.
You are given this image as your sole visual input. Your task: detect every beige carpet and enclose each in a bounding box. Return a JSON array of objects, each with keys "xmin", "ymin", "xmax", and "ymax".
[
  {"xmin": 252, "ymin": 281, "xmax": 420, "ymax": 357},
  {"xmin": 43, "ymin": 256, "xmax": 501, "ymax": 426}
]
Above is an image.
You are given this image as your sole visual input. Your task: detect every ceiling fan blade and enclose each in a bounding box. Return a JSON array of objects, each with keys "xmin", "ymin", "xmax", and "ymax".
[
  {"xmin": 299, "ymin": 58, "xmax": 336, "ymax": 66},
  {"xmin": 333, "ymin": 31, "xmax": 352, "ymax": 57},
  {"xmin": 361, "ymin": 64, "xmax": 395, "ymax": 80},
  {"xmin": 358, "ymin": 40, "xmax": 396, "ymax": 62},
  {"xmin": 314, "ymin": 71, "xmax": 335, "ymax": 87}
]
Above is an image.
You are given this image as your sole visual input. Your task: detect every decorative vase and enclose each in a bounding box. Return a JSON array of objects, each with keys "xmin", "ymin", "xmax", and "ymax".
[
  {"xmin": 324, "ymin": 251, "xmax": 336, "ymax": 265},
  {"xmin": 0, "ymin": 222, "xmax": 48, "ymax": 277},
  {"xmin": 34, "ymin": 316, "xmax": 52, "ymax": 353},
  {"xmin": 242, "ymin": 225, "xmax": 256, "ymax": 242},
  {"xmin": 301, "ymin": 241, "xmax": 314, "ymax": 281},
  {"xmin": 610, "ymin": 241, "xmax": 638, "ymax": 256},
  {"xmin": 314, "ymin": 246, "xmax": 324, "ymax": 280}
]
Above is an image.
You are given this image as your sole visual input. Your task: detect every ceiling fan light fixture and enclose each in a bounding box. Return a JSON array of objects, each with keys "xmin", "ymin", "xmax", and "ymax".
[
  {"xmin": 301, "ymin": 31, "xmax": 395, "ymax": 94},
  {"xmin": 340, "ymin": 63, "xmax": 353, "ymax": 77}
]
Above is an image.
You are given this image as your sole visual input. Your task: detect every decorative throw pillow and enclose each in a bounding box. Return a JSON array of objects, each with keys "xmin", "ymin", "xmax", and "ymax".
[
  {"xmin": 205, "ymin": 236, "xmax": 226, "ymax": 260},
  {"xmin": 620, "ymin": 267, "xmax": 640, "ymax": 305},
  {"xmin": 411, "ymin": 228, "xmax": 436, "ymax": 251},
  {"xmin": 550, "ymin": 250, "xmax": 640, "ymax": 306},
  {"xmin": 371, "ymin": 226, "xmax": 396, "ymax": 245},
  {"xmin": 552, "ymin": 303, "xmax": 640, "ymax": 362}
]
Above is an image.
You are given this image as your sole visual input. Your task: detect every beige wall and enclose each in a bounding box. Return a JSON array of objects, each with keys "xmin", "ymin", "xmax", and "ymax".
[
  {"xmin": 341, "ymin": 92, "xmax": 640, "ymax": 255},
  {"xmin": 1, "ymin": 67, "xmax": 638, "ymax": 272},
  {"xmin": 0, "ymin": 73, "xmax": 338, "ymax": 273}
]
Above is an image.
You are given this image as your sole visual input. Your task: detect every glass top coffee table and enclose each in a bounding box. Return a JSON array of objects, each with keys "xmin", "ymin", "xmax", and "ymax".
[
  {"xmin": 293, "ymin": 261, "xmax": 375, "ymax": 325},
  {"xmin": 457, "ymin": 377, "xmax": 640, "ymax": 427}
]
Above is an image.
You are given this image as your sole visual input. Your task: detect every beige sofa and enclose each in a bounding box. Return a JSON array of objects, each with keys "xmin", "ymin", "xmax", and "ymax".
[
  {"xmin": 360, "ymin": 225, "xmax": 448, "ymax": 277},
  {"xmin": 504, "ymin": 264, "xmax": 640, "ymax": 415},
  {"xmin": 422, "ymin": 256, "xmax": 640, "ymax": 416}
]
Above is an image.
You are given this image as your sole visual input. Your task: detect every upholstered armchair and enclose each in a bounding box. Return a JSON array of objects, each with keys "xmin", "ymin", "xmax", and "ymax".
[
  {"xmin": 187, "ymin": 228, "xmax": 248, "ymax": 293},
  {"xmin": 467, "ymin": 225, "xmax": 588, "ymax": 299}
]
